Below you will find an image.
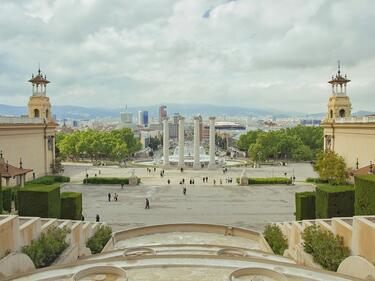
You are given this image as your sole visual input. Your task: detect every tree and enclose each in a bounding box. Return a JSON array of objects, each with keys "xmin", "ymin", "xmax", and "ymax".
[
  {"xmin": 148, "ymin": 136, "xmax": 160, "ymax": 151},
  {"xmin": 314, "ymin": 151, "xmax": 348, "ymax": 185}
]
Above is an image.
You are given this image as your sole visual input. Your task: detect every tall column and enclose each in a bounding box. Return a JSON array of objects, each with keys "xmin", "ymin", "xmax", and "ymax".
[
  {"xmin": 163, "ymin": 117, "xmax": 169, "ymax": 167},
  {"xmin": 208, "ymin": 116, "xmax": 216, "ymax": 169},
  {"xmin": 193, "ymin": 116, "xmax": 200, "ymax": 169},
  {"xmin": 178, "ymin": 117, "xmax": 185, "ymax": 168}
]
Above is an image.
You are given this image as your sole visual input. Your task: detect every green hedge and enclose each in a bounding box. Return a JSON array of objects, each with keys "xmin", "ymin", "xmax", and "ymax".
[
  {"xmin": 306, "ymin": 177, "xmax": 329, "ymax": 184},
  {"xmin": 86, "ymin": 225, "xmax": 112, "ymax": 254},
  {"xmin": 302, "ymin": 225, "xmax": 349, "ymax": 271},
  {"xmin": 248, "ymin": 177, "xmax": 292, "ymax": 185},
  {"xmin": 295, "ymin": 192, "xmax": 316, "ymax": 220},
  {"xmin": 315, "ymin": 184, "xmax": 354, "ymax": 219},
  {"xmin": 263, "ymin": 224, "xmax": 288, "ymax": 255},
  {"xmin": 18, "ymin": 184, "xmax": 61, "ymax": 218},
  {"xmin": 28, "ymin": 175, "xmax": 70, "ymax": 185},
  {"xmin": 60, "ymin": 192, "xmax": 82, "ymax": 220},
  {"xmin": 22, "ymin": 226, "xmax": 69, "ymax": 268},
  {"xmin": 354, "ymin": 175, "xmax": 375, "ymax": 215},
  {"xmin": 84, "ymin": 177, "xmax": 140, "ymax": 185},
  {"xmin": 2, "ymin": 188, "xmax": 12, "ymax": 213}
]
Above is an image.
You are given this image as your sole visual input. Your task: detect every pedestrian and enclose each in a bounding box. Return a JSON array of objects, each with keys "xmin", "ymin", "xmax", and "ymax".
[
  {"xmin": 182, "ymin": 178, "xmax": 185, "ymax": 184},
  {"xmin": 114, "ymin": 193, "xmax": 118, "ymax": 201},
  {"xmin": 99, "ymin": 170, "xmax": 101, "ymax": 175},
  {"xmin": 213, "ymin": 179, "xmax": 216, "ymax": 185},
  {"xmin": 95, "ymin": 174, "xmax": 97, "ymax": 177},
  {"xmin": 180, "ymin": 167, "xmax": 183, "ymax": 173},
  {"xmin": 145, "ymin": 198, "xmax": 150, "ymax": 209},
  {"xmin": 168, "ymin": 179, "xmax": 170, "ymax": 184},
  {"xmin": 220, "ymin": 179, "xmax": 222, "ymax": 185},
  {"xmin": 96, "ymin": 214, "xmax": 100, "ymax": 222},
  {"xmin": 192, "ymin": 179, "xmax": 195, "ymax": 185},
  {"xmin": 108, "ymin": 193, "xmax": 111, "ymax": 202},
  {"xmin": 81, "ymin": 215, "xmax": 85, "ymax": 221},
  {"xmin": 183, "ymin": 187, "xmax": 186, "ymax": 195},
  {"xmin": 121, "ymin": 183, "xmax": 124, "ymax": 189},
  {"xmin": 206, "ymin": 176, "xmax": 208, "ymax": 182},
  {"xmin": 154, "ymin": 167, "xmax": 156, "ymax": 172},
  {"xmin": 203, "ymin": 177, "xmax": 205, "ymax": 183}
]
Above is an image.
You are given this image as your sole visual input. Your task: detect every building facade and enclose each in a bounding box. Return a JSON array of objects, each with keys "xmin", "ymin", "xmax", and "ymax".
[
  {"xmin": 0, "ymin": 69, "xmax": 56, "ymax": 186},
  {"xmin": 321, "ymin": 65, "xmax": 375, "ymax": 170}
]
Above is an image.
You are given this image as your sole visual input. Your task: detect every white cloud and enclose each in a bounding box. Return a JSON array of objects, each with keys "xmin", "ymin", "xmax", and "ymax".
[{"xmin": 0, "ymin": 0, "xmax": 374, "ymax": 113}]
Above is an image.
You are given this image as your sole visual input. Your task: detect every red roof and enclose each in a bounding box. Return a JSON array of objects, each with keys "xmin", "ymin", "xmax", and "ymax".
[
  {"xmin": 28, "ymin": 69, "xmax": 50, "ymax": 84},
  {"xmin": 0, "ymin": 160, "xmax": 33, "ymax": 178}
]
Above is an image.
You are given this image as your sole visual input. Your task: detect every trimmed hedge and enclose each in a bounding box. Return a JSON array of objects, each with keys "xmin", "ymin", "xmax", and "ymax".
[
  {"xmin": 2, "ymin": 188, "xmax": 12, "ymax": 213},
  {"xmin": 302, "ymin": 225, "xmax": 349, "ymax": 271},
  {"xmin": 60, "ymin": 192, "xmax": 82, "ymax": 220},
  {"xmin": 263, "ymin": 224, "xmax": 288, "ymax": 255},
  {"xmin": 86, "ymin": 225, "xmax": 112, "ymax": 254},
  {"xmin": 84, "ymin": 177, "xmax": 140, "ymax": 185},
  {"xmin": 0, "ymin": 185, "xmax": 2, "ymax": 213},
  {"xmin": 315, "ymin": 184, "xmax": 354, "ymax": 219},
  {"xmin": 248, "ymin": 177, "xmax": 292, "ymax": 185},
  {"xmin": 28, "ymin": 175, "xmax": 70, "ymax": 185},
  {"xmin": 306, "ymin": 177, "xmax": 329, "ymax": 184},
  {"xmin": 295, "ymin": 192, "xmax": 316, "ymax": 220},
  {"xmin": 22, "ymin": 226, "xmax": 69, "ymax": 268},
  {"xmin": 18, "ymin": 183, "xmax": 61, "ymax": 218},
  {"xmin": 354, "ymin": 175, "xmax": 375, "ymax": 215}
]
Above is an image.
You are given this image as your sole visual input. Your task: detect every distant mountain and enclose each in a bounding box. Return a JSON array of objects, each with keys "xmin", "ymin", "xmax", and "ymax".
[{"xmin": 0, "ymin": 103, "xmax": 300, "ymax": 120}]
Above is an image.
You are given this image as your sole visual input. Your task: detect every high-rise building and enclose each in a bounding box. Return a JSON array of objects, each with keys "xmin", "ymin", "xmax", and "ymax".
[
  {"xmin": 143, "ymin": 111, "xmax": 149, "ymax": 127},
  {"xmin": 120, "ymin": 111, "xmax": 133, "ymax": 123},
  {"xmin": 138, "ymin": 110, "xmax": 144, "ymax": 126},
  {"xmin": 159, "ymin": 105, "xmax": 167, "ymax": 123}
]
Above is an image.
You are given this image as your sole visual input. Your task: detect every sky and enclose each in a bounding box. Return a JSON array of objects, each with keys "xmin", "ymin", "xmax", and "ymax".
[{"xmin": 0, "ymin": 0, "xmax": 375, "ymax": 113}]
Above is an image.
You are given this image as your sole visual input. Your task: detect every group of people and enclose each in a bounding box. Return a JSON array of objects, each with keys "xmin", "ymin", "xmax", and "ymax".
[
  {"xmin": 107, "ymin": 192, "xmax": 119, "ymax": 202},
  {"xmin": 146, "ymin": 167, "xmax": 157, "ymax": 173}
]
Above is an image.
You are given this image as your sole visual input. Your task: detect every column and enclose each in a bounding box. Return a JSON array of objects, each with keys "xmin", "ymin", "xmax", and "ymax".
[
  {"xmin": 193, "ymin": 116, "xmax": 200, "ymax": 169},
  {"xmin": 208, "ymin": 116, "xmax": 216, "ymax": 169},
  {"xmin": 178, "ymin": 117, "xmax": 185, "ymax": 168},
  {"xmin": 163, "ymin": 117, "xmax": 169, "ymax": 167}
]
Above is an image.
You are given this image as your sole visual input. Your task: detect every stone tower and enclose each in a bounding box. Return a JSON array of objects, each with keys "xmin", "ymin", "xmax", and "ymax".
[
  {"xmin": 325, "ymin": 62, "xmax": 352, "ymax": 122},
  {"xmin": 27, "ymin": 68, "xmax": 52, "ymax": 122}
]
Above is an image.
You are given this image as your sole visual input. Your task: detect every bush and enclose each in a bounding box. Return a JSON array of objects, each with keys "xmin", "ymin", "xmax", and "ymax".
[
  {"xmin": 315, "ymin": 184, "xmax": 354, "ymax": 219},
  {"xmin": 2, "ymin": 188, "xmax": 12, "ymax": 213},
  {"xmin": 354, "ymin": 175, "xmax": 375, "ymax": 215},
  {"xmin": 295, "ymin": 192, "xmax": 315, "ymax": 220},
  {"xmin": 302, "ymin": 225, "xmax": 349, "ymax": 271},
  {"xmin": 263, "ymin": 224, "xmax": 288, "ymax": 255},
  {"xmin": 86, "ymin": 225, "xmax": 112, "ymax": 254},
  {"xmin": 22, "ymin": 227, "xmax": 69, "ymax": 268},
  {"xmin": 28, "ymin": 175, "xmax": 70, "ymax": 185},
  {"xmin": 0, "ymin": 186, "xmax": 3, "ymax": 213},
  {"xmin": 84, "ymin": 177, "xmax": 140, "ymax": 185},
  {"xmin": 18, "ymin": 184, "xmax": 61, "ymax": 218},
  {"xmin": 306, "ymin": 177, "xmax": 329, "ymax": 184},
  {"xmin": 248, "ymin": 177, "xmax": 292, "ymax": 185},
  {"xmin": 60, "ymin": 192, "xmax": 82, "ymax": 220},
  {"xmin": 314, "ymin": 151, "xmax": 348, "ymax": 185}
]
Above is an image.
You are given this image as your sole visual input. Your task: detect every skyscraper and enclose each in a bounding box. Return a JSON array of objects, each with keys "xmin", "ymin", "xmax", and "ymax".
[
  {"xmin": 138, "ymin": 110, "xmax": 144, "ymax": 125},
  {"xmin": 159, "ymin": 105, "xmax": 167, "ymax": 123},
  {"xmin": 143, "ymin": 111, "xmax": 149, "ymax": 127}
]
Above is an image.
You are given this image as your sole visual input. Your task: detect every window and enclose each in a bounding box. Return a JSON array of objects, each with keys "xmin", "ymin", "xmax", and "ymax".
[{"xmin": 34, "ymin": 109, "xmax": 40, "ymax": 118}]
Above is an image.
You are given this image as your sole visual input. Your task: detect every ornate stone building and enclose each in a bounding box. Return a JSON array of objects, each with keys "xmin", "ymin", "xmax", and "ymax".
[
  {"xmin": 321, "ymin": 64, "xmax": 375, "ymax": 170},
  {"xmin": 0, "ymin": 68, "xmax": 57, "ymax": 186}
]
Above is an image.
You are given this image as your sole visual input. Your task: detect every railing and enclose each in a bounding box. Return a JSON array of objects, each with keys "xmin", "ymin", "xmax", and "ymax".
[
  {"xmin": 335, "ymin": 116, "xmax": 375, "ymax": 124},
  {"xmin": 0, "ymin": 116, "xmax": 44, "ymax": 124}
]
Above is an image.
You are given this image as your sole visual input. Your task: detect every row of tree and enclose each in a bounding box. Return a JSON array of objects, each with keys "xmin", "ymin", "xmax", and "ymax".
[
  {"xmin": 56, "ymin": 129, "xmax": 142, "ymax": 162},
  {"xmin": 237, "ymin": 125, "xmax": 323, "ymax": 161}
]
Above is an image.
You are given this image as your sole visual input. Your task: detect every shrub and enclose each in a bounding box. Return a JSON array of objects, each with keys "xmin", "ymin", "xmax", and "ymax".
[
  {"xmin": 263, "ymin": 224, "xmax": 288, "ymax": 255},
  {"xmin": 28, "ymin": 175, "xmax": 70, "ymax": 185},
  {"xmin": 295, "ymin": 192, "xmax": 315, "ymax": 220},
  {"xmin": 354, "ymin": 175, "xmax": 375, "ymax": 215},
  {"xmin": 306, "ymin": 177, "xmax": 329, "ymax": 184},
  {"xmin": 18, "ymin": 184, "xmax": 61, "ymax": 218},
  {"xmin": 302, "ymin": 225, "xmax": 349, "ymax": 271},
  {"xmin": 86, "ymin": 226, "xmax": 112, "ymax": 254},
  {"xmin": 315, "ymin": 184, "xmax": 354, "ymax": 219},
  {"xmin": 2, "ymin": 188, "xmax": 12, "ymax": 213},
  {"xmin": 248, "ymin": 177, "xmax": 292, "ymax": 185},
  {"xmin": 22, "ymin": 226, "xmax": 69, "ymax": 268},
  {"xmin": 60, "ymin": 192, "xmax": 82, "ymax": 220},
  {"xmin": 0, "ymin": 186, "xmax": 3, "ymax": 213},
  {"xmin": 84, "ymin": 177, "xmax": 140, "ymax": 185}
]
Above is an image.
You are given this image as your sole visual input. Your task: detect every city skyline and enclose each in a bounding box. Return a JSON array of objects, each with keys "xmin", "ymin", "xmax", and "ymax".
[{"xmin": 1, "ymin": 1, "xmax": 375, "ymax": 112}]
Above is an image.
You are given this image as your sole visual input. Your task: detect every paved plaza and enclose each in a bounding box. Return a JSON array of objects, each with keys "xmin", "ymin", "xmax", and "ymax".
[{"xmin": 62, "ymin": 163, "xmax": 317, "ymax": 232}]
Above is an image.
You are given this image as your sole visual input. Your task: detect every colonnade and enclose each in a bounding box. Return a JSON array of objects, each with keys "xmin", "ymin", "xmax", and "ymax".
[{"xmin": 163, "ymin": 116, "xmax": 216, "ymax": 169}]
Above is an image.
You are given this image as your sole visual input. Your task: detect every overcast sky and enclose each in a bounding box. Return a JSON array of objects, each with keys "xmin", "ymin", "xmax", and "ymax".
[{"xmin": 0, "ymin": 0, "xmax": 374, "ymax": 113}]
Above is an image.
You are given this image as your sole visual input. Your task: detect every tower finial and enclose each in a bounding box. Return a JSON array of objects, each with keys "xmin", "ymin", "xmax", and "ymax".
[
  {"xmin": 38, "ymin": 62, "xmax": 41, "ymax": 74},
  {"xmin": 338, "ymin": 60, "xmax": 341, "ymax": 74}
]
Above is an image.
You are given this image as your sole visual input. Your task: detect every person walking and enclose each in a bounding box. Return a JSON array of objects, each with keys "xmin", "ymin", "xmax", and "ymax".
[
  {"xmin": 183, "ymin": 186, "xmax": 187, "ymax": 195},
  {"xmin": 145, "ymin": 198, "xmax": 150, "ymax": 209},
  {"xmin": 108, "ymin": 193, "xmax": 111, "ymax": 202},
  {"xmin": 121, "ymin": 183, "xmax": 124, "ymax": 189},
  {"xmin": 96, "ymin": 214, "xmax": 100, "ymax": 222},
  {"xmin": 114, "ymin": 193, "xmax": 118, "ymax": 201}
]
